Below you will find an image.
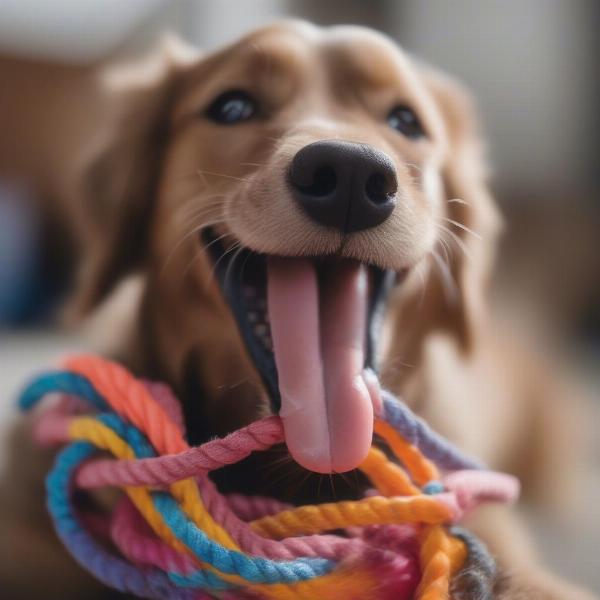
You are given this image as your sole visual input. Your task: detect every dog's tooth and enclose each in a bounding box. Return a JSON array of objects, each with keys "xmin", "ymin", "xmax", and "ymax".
[{"xmin": 247, "ymin": 311, "xmax": 258, "ymax": 323}]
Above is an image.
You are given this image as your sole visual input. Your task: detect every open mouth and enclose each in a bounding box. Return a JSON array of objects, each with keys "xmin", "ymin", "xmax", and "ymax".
[{"xmin": 203, "ymin": 228, "xmax": 397, "ymax": 473}]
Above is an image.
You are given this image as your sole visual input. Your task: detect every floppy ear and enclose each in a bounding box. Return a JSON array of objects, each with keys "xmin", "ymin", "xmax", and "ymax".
[
  {"xmin": 384, "ymin": 68, "xmax": 502, "ymax": 379},
  {"xmin": 424, "ymin": 67, "xmax": 502, "ymax": 348},
  {"xmin": 70, "ymin": 36, "xmax": 198, "ymax": 316}
]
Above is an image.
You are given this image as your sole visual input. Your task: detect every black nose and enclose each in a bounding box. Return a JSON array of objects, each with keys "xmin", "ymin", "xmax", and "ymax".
[{"xmin": 289, "ymin": 140, "xmax": 397, "ymax": 232}]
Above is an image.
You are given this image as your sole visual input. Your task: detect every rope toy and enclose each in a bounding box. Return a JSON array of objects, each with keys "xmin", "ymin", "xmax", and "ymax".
[{"xmin": 19, "ymin": 354, "xmax": 519, "ymax": 600}]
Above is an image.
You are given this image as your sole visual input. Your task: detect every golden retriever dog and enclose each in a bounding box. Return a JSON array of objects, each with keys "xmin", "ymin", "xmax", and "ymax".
[{"xmin": 0, "ymin": 20, "xmax": 595, "ymax": 599}]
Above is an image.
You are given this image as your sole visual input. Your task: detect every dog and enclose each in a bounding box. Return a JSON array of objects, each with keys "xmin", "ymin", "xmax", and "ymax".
[{"xmin": 0, "ymin": 20, "xmax": 595, "ymax": 599}]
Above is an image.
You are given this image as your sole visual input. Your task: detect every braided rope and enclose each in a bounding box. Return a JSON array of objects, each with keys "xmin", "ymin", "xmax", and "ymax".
[{"xmin": 19, "ymin": 354, "xmax": 519, "ymax": 599}]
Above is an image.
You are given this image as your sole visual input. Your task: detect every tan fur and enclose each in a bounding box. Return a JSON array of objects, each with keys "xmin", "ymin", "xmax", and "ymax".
[{"xmin": 0, "ymin": 21, "xmax": 594, "ymax": 599}]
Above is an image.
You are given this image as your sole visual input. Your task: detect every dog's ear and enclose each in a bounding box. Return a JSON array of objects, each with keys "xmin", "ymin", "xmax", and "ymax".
[
  {"xmin": 70, "ymin": 36, "xmax": 199, "ymax": 317},
  {"xmin": 384, "ymin": 68, "xmax": 502, "ymax": 379},
  {"xmin": 424, "ymin": 67, "xmax": 502, "ymax": 349}
]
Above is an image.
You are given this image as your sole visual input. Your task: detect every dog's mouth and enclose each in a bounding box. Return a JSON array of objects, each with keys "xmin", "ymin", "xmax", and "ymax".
[{"xmin": 203, "ymin": 228, "xmax": 397, "ymax": 473}]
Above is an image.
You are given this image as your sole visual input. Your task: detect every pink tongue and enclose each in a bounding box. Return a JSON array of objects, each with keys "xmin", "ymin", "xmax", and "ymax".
[{"xmin": 267, "ymin": 258, "xmax": 375, "ymax": 473}]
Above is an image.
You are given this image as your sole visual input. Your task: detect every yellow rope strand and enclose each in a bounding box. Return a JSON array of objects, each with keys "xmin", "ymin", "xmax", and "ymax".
[
  {"xmin": 417, "ymin": 525, "xmax": 467, "ymax": 600},
  {"xmin": 359, "ymin": 446, "xmax": 421, "ymax": 496},
  {"xmin": 251, "ymin": 495, "xmax": 453, "ymax": 539},
  {"xmin": 374, "ymin": 419, "xmax": 439, "ymax": 485}
]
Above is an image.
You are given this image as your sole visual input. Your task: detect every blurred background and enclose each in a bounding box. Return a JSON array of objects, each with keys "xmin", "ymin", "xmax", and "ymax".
[{"xmin": 0, "ymin": 0, "xmax": 598, "ymax": 593}]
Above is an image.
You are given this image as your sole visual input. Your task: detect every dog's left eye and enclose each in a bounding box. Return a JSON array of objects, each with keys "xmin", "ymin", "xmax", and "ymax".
[
  {"xmin": 387, "ymin": 105, "xmax": 426, "ymax": 139},
  {"xmin": 206, "ymin": 90, "xmax": 258, "ymax": 124}
]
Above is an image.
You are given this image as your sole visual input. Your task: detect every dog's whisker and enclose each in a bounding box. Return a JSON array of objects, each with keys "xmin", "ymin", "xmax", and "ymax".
[
  {"xmin": 196, "ymin": 168, "xmax": 209, "ymax": 191},
  {"xmin": 404, "ymin": 161, "xmax": 423, "ymax": 174},
  {"xmin": 440, "ymin": 217, "xmax": 482, "ymax": 240},
  {"xmin": 378, "ymin": 354, "xmax": 415, "ymax": 373},
  {"xmin": 171, "ymin": 213, "xmax": 226, "ymax": 239},
  {"xmin": 259, "ymin": 464, "xmax": 294, "ymax": 488},
  {"xmin": 204, "ymin": 241, "xmax": 243, "ymax": 291},
  {"xmin": 168, "ymin": 198, "xmax": 226, "ymax": 234},
  {"xmin": 171, "ymin": 212, "xmax": 228, "ymax": 238},
  {"xmin": 328, "ymin": 473, "xmax": 337, "ymax": 500},
  {"xmin": 223, "ymin": 246, "xmax": 246, "ymax": 292},
  {"xmin": 160, "ymin": 225, "xmax": 232, "ymax": 277},
  {"xmin": 176, "ymin": 170, "xmax": 222, "ymax": 188},
  {"xmin": 316, "ymin": 474, "xmax": 325, "ymax": 499},
  {"xmin": 172, "ymin": 189, "xmax": 226, "ymax": 209},
  {"xmin": 173, "ymin": 194, "xmax": 226, "ymax": 220},
  {"xmin": 240, "ymin": 161, "xmax": 267, "ymax": 168},
  {"xmin": 415, "ymin": 261, "xmax": 429, "ymax": 311},
  {"xmin": 263, "ymin": 135, "xmax": 305, "ymax": 149},
  {"xmin": 173, "ymin": 207, "xmax": 221, "ymax": 228},
  {"xmin": 337, "ymin": 470, "xmax": 358, "ymax": 494},
  {"xmin": 436, "ymin": 223, "xmax": 473, "ymax": 261},
  {"xmin": 431, "ymin": 249, "xmax": 459, "ymax": 304},
  {"xmin": 260, "ymin": 453, "xmax": 295, "ymax": 472},
  {"xmin": 262, "ymin": 461, "xmax": 306, "ymax": 491},
  {"xmin": 215, "ymin": 377, "xmax": 253, "ymax": 392},
  {"xmin": 286, "ymin": 469, "xmax": 316, "ymax": 499},
  {"xmin": 172, "ymin": 233, "xmax": 238, "ymax": 290},
  {"xmin": 437, "ymin": 234, "xmax": 454, "ymax": 265},
  {"xmin": 447, "ymin": 197, "xmax": 470, "ymax": 206},
  {"xmin": 197, "ymin": 168, "xmax": 252, "ymax": 185}
]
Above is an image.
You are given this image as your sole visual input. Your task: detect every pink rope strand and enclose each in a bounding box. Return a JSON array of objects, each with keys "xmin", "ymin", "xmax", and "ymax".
[{"xmin": 75, "ymin": 417, "xmax": 285, "ymax": 489}]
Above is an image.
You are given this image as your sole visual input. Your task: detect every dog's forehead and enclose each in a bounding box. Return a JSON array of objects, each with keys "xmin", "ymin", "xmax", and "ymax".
[{"xmin": 241, "ymin": 21, "xmax": 411, "ymax": 77}]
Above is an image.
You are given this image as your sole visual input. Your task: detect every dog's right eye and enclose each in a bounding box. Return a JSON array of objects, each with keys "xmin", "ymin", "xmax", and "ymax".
[{"xmin": 205, "ymin": 90, "xmax": 258, "ymax": 124}]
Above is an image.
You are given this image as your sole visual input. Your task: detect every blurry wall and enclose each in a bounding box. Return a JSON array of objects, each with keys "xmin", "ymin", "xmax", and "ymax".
[
  {"xmin": 0, "ymin": 0, "xmax": 167, "ymax": 61},
  {"xmin": 397, "ymin": 0, "xmax": 597, "ymax": 194}
]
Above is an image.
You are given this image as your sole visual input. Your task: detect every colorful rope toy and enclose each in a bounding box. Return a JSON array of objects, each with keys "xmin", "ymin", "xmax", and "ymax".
[{"xmin": 19, "ymin": 354, "xmax": 519, "ymax": 600}]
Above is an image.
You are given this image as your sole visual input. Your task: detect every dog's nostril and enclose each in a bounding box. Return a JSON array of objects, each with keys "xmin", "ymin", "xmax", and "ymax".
[
  {"xmin": 365, "ymin": 172, "xmax": 395, "ymax": 205},
  {"xmin": 299, "ymin": 165, "xmax": 337, "ymax": 197}
]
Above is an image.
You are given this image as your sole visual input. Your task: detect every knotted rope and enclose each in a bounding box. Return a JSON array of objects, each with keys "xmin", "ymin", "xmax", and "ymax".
[{"xmin": 19, "ymin": 354, "xmax": 519, "ymax": 600}]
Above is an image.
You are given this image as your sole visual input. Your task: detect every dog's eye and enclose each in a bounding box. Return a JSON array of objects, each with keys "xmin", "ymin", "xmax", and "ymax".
[
  {"xmin": 387, "ymin": 105, "xmax": 426, "ymax": 139},
  {"xmin": 206, "ymin": 90, "xmax": 257, "ymax": 124}
]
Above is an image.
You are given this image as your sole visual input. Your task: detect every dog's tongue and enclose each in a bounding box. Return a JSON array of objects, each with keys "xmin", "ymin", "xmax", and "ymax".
[{"xmin": 267, "ymin": 257, "xmax": 375, "ymax": 473}]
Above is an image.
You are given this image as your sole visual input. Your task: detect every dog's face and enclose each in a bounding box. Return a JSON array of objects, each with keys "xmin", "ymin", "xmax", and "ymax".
[
  {"xmin": 162, "ymin": 22, "xmax": 445, "ymax": 268},
  {"xmin": 79, "ymin": 21, "xmax": 499, "ymax": 480}
]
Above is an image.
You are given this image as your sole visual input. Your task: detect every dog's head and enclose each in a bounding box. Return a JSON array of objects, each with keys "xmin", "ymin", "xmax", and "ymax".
[{"xmin": 75, "ymin": 21, "xmax": 500, "ymax": 478}]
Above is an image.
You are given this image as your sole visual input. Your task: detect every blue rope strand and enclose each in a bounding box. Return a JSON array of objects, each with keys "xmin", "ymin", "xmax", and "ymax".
[{"xmin": 19, "ymin": 371, "xmax": 107, "ymax": 411}]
